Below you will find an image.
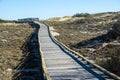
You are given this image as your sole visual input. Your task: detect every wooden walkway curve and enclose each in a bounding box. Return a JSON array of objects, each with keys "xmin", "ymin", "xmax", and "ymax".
[{"xmin": 37, "ymin": 22, "xmax": 115, "ymax": 80}]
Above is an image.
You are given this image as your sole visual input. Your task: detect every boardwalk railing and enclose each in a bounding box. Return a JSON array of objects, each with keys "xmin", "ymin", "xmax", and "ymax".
[{"xmin": 45, "ymin": 24, "xmax": 120, "ymax": 80}]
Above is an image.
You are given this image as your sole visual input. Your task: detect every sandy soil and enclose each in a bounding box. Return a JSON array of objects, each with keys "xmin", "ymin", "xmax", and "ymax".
[{"xmin": 50, "ymin": 26, "xmax": 60, "ymax": 36}]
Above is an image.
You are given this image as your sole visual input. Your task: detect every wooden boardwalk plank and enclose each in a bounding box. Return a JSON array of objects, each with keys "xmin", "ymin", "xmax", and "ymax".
[{"xmin": 38, "ymin": 23, "xmax": 113, "ymax": 80}]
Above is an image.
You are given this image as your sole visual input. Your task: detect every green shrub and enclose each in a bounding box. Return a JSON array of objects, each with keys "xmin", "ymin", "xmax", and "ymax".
[{"xmin": 72, "ymin": 13, "xmax": 90, "ymax": 17}]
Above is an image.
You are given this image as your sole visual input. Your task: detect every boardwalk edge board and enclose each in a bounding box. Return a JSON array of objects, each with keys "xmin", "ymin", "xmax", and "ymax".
[{"xmin": 44, "ymin": 23, "xmax": 120, "ymax": 80}]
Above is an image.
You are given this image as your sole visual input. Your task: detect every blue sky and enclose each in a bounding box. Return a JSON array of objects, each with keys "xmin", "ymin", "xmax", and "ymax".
[{"xmin": 0, "ymin": 0, "xmax": 120, "ymax": 20}]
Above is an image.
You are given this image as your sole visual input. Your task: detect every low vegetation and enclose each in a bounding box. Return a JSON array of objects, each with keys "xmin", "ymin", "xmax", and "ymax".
[
  {"xmin": 0, "ymin": 23, "xmax": 34, "ymax": 80},
  {"xmin": 0, "ymin": 19, "xmax": 15, "ymax": 23},
  {"xmin": 42, "ymin": 11, "xmax": 120, "ymax": 76},
  {"xmin": 72, "ymin": 13, "xmax": 90, "ymax": 17},
  {"xmin": 94, "ymin": 44, "xmax": 120, "ymax": 76}
]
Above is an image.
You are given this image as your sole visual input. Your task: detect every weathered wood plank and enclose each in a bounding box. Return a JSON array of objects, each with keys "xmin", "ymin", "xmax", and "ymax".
[{"xmin": 37, "ymin": 23, "xmax": 114, "ymax": 80}]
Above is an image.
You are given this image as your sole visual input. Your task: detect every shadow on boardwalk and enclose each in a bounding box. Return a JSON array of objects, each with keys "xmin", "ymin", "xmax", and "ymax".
[{"xmin": 12, "ymin": 23, "xmax": 44, "ymax": 80}]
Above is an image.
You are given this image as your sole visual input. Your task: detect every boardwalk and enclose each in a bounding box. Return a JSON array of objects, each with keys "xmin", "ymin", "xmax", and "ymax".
[{"xmin": 38, "ymin": 23, "xmax": 113, "ymax": 80}]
